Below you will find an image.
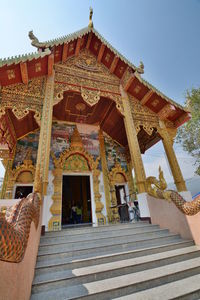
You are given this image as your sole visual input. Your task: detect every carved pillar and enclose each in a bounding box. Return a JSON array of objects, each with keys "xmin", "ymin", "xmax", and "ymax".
[
  {"xmin": 120, "ymin": 85, "xmax": 146, "ymax": 193},
  {"xmin": 99, "ymin": 129, "xmax": 112, "ymax": 222},
  {"xmin": 34, "ymin": 72, "xmax": 55, "ymax": 195},
  {"xmin": 48, "ymin": 167, "xmax": 62, "ymax": 231},
  {"xmin": 158, "ymin": 121, "xmax": 187, "ymax": 192},
  {"xmin": 109, "ymin": 179, "xmax": 120, "ymax": 223},
  {"xmin": 1, "ymin": 159, "xmax": 13, "ymax": 199},
  {"xmin": 93, "ymin": 168, "xmax": 106, "ymax": 225}
]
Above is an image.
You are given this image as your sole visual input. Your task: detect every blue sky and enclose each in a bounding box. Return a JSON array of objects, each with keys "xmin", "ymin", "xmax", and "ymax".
[{"xmin": 0, "ymin": 0, "xmax": 199, "ymax": 183}]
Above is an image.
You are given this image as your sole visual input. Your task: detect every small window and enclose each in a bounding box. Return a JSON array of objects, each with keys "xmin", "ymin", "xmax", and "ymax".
[{"xmin": 15, "ymin": 186, "xmax": 33, "ymax": 199}]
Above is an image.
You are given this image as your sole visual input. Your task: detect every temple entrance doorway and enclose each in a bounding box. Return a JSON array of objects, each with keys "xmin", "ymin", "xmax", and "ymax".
[
  {"xmin": 115, "ymin": 185, "xmax": 129, "ymax": 222},
  {"xmin": 115, "ymin": 185, "xmax": 126, "ymax": 206},
  {"xmin": 62, "ymin": 175, "xmax": 92, "ymax": 226}
]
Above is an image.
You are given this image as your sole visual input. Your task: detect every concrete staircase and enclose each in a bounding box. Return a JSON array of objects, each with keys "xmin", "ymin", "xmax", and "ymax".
[{"xmin": 31, "ymin": 222, "xmax": 200, "ymax": 300}]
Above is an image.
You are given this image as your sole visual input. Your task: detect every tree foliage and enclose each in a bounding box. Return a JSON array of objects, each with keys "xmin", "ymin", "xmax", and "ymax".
[{"xmin": 176, "ymin": 87, "xmax": 200, "ymax": 175}]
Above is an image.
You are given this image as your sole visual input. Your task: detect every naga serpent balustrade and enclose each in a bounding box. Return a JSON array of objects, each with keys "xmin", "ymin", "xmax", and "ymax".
[
  {"xmin": 0, "ymin": 193, "xmax": 40, "ymax": 263},
  {"xmin": 146, "ymin": 167, "xmax": 200, "ymax": 216}
]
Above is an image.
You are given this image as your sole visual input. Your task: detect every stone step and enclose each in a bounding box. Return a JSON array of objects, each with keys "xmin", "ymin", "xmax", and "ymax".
[
  {"xmin": 114, "ymin": 274, "xmax": 200, "ymax": 300},
  {"xmin": 38, "ymin": 228, "xmax": 172, "ymax": 256},
  {"xmin": 31, "ymin": 257, "xmax": 200, "ymax": 300},
  {"xmin": 40, "ymin": 224, "xmax": 160, "ymax": 246},
  {"xmin": 32, "ymin": 246, "xmax": 200, "ymax": 294},
  {"xmin": 35, "ymin": 240, "xmax": 194, "ymax": 273},
  {"xmin": 43, "ymin": 222, "xmax": 150, "ymax": 237},
  {"xmin": 36, "ymin": 234, "xmax": 184, "ymax": 267}
]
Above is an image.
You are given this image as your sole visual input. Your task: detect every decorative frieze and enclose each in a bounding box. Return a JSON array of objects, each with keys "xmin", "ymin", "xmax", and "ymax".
[
  {"xmin": 54, "ymin": 50, "xmax": 124, "ymax": 115},
  {"xmin": 0, "ymin": 77, "xmax": 45, "ymax": 125}
]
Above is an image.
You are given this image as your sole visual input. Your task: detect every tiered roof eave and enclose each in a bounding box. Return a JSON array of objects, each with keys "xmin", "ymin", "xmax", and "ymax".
[
  {"xmin": 0, "ymin": 48, "xmax": 51, "ymax": 67},
  {"xmin": 0, "ymin": 26, "xmax": 190, "ymax": 119}
]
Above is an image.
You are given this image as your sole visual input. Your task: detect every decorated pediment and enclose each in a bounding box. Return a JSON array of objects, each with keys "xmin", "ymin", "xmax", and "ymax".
[{"xmin": 55, "ymin": 49, "xmax": 120, "ymax": 84}]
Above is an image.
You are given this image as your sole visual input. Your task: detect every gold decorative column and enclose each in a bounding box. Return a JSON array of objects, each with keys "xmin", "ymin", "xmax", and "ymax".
[
  {"xmin": 127, "ymin": 160, "xmax": 135, "ymax": 198},
  {"xmin": 48, "ymin": 167, "xmax": 62, "ymax": 231},
  {"xmin": 93, "ymin": 167, "xmax": 106, "ymax": 225},
  {"xmin": 158, "ymin": 121, "xmax": 186, "ymax": 192},
  {"xmin": 109, "ymin": 178, "xmax": 120, "ymax": 223},
  {"xmin": 34, "ymin": 72, "xmax": 55, "ymax": 195},
  {"xmin": 99, "ymin": 129, "xmax": 112, "ymax": 222},
  {"xmin": 120, "ymin": 85, "xmax": 146, "ymax": 193}
]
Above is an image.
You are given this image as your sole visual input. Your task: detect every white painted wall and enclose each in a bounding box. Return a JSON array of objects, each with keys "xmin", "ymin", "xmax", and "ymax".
[
  {"xmin": 137, "ymin": 192, "xmax": 150, "ymax": 217},
  {"xmin": 42, "ymin": 171, "xmax": 54, "ymax": 231},
  {"xmin": 0, "ymin": 199, "xmax": 20, "ymax": 208},
  {"xmin": 89, "ymin": 173, "xmax": 98, "ymax": 226}
]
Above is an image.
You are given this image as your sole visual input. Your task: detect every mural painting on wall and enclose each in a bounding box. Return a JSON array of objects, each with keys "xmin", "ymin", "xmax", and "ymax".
[
  {"xmin": 13, "ymin": 131, "xmax": 39, "ymax": 168},
  {"xmin": 76, "ymin": 124, "xmax": 100, "ymax": 160},
  {"xmin": 51, "ymin": 122, "xmax": 100, "ymax": 169},
  {"xmin": 104, "ymin": 133, "xmax": 127, "ymax": 171},
  {"xmin": 51, "ymin": 123, "xmax": 74, "ymax": 158}
]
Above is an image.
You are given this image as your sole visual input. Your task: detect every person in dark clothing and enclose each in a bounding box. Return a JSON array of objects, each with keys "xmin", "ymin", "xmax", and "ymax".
[
  {"xmin": 76, "ymin": 204, "xmax": 82, "ymax": 223},
  {"xmin": 71, "ymin": 203, "xmax": 77, "ymax": 224},
  {"xmin": 118, "ymin": 203, "xmax": 129, "ymax": 222}
]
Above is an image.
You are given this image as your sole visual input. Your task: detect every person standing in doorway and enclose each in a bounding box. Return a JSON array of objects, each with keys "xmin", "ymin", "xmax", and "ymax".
[
  {"xmin": 76, "ymin": 204, "xmax": 82, "ymax": 223},
  {"xmin": 71, "ymin": 202, "xmax": 77, "ymax": 224}
]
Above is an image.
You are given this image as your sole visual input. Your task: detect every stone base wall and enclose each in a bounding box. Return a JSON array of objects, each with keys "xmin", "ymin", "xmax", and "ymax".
[
  {"xmin": 0, "ymin": 207, "xmax": 42, "ymax": 300},
  {"xmin": 148, "ymin": 195, "xmax": 200, "ymax": 245}
]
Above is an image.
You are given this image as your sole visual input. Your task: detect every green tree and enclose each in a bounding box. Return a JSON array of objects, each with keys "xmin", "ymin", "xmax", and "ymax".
[{"xmin": 176, "ymin": 87, "xmax": 200, "ymax": 175}]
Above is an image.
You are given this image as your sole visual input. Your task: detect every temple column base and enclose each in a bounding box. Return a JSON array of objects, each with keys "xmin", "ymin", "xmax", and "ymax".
[
  {"xmin": 110, "ymin": 207, "xmax": 120, "ymax": 223},
  {"xmin": 137, "ymin": 193, "xmax": 150, "ymax": 218},
  {"xmin": 95, "ymin": 200, "xmax": 106, "ymax": 225},
  {"xmin": 48, "ymin": 215, "xmax": 62, "ymax": 231}
]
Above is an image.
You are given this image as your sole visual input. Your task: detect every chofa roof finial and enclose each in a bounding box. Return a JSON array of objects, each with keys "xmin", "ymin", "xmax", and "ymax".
[
  {"xmin": 88, "ymin": 7, "xmax": 93, "ymax": 28},
  {"xmin": 137, "ymin": 61, "xmax": 144, "ymax": 74},
  {"xmin": 28, "ymin": 30, "xmax": 48, "ymax": 51}
]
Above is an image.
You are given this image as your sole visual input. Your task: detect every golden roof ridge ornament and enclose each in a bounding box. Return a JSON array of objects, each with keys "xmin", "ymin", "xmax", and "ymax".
[{"xmin": 88, "ymin": 7, "xmax": 93, "ymax": 28}]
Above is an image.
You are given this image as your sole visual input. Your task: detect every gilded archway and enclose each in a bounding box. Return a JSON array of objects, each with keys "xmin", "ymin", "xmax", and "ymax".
[{"xmin": 48, "ymin": 126, "xmax": 106, "ymax": 231}]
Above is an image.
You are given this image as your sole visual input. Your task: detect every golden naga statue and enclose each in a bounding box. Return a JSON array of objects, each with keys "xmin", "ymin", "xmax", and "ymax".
[
  {"xmin": 0, "ymin": 193, "xmax": 40, "ymax": 262},
  {"xmin": 146, "ymin": 166, "xmax": 200, "ymax": 216},
  {"xmin": 88, "ymin": 7, "xmax": 93, "ymax": 28}
]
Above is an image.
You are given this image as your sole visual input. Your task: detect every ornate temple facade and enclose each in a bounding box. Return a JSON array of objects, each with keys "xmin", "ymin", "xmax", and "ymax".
[{"xmin": 0, "ymin": 13, "xmax": 191, "ymax": 231}]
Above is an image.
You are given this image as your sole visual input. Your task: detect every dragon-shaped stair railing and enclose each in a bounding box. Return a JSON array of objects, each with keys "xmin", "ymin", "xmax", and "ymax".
[
  {"xmin": 146, "ymin": 167, "xmax": 200, "ymax": 216},
  {"xmin": 0, "ymin": 193, "xmax": 40, "ymax": 263}
]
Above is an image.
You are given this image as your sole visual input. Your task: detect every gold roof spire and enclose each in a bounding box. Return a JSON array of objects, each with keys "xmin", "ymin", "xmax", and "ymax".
[
  {"xmin": 71, "ymin": 126, "xmax": 83, "ymax": 149},
  {"xmin": 88, "ymin": 7, "xmax": 93, "ymax": 28}
]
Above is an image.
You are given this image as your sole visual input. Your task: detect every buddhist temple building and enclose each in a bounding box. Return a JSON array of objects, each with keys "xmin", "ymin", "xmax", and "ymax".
[
  {"xmin": 1, "ymin": 10, "xmax": 200, "ymax": 300},
  {"xmin": 0, "ymin": 9, "xmax": 191, "ymax": 232}
]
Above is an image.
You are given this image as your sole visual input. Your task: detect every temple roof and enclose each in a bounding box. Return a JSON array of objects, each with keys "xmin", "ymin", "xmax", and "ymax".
[
  {"xmin": 0, "ymin": 25, "xmax": 190, "ymax": 127},
  {"xmin": 0, "ymin": 49, "xmax": 50, "ymax": 67},
  {"xmin": 41, "ymin": 27, "xmax": 138, "ymax": 70}
]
